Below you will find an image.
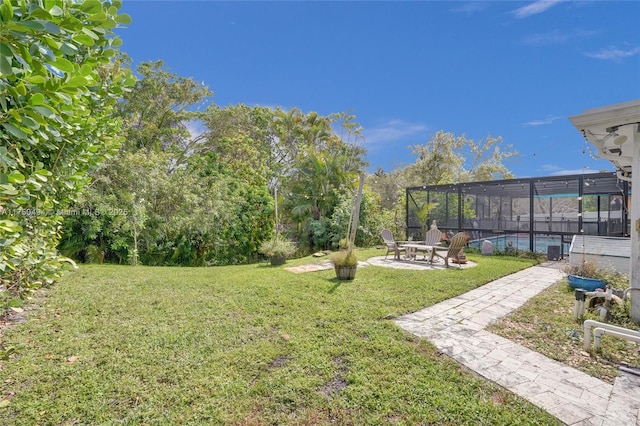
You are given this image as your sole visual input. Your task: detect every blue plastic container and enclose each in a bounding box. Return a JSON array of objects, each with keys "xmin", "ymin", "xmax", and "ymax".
[{"xmin": 567, "ymin": 274, "xmax": 606, "ymax": 291}]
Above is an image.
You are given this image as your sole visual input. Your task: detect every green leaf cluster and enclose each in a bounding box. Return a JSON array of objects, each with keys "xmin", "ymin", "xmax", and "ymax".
[
  {"xmin": 258, "ymin": 237, "xmax": 296, "ymax": 258},
  {"xmin": 330, "ymin": 248, "xmax": 358, "ymax": 267},
  {"xmin": 0, "ymin": 0, "xmax": 134, "ymax": 314},
  {"xmin": 58, "ymin": 62, "xmax": 274, "ymax": 266},
  {"xmin": 59, "ymin": 61, "xmax": 375, "ymax": 265}
]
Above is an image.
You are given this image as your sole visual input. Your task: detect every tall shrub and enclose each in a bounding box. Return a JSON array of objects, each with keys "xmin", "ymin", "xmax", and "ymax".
[
  {"xmin": 329, "ymin": 189, "xmax": 385, "ymax": 248},
  {"xmin": 0, "ymin": 0, "xmax": 134, "ymax": 311}
]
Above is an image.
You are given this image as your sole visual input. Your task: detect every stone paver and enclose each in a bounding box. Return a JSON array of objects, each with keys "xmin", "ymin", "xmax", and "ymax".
[{"xmin": 394, "ymin": 262, "xmax": 640, "ymax": 426}]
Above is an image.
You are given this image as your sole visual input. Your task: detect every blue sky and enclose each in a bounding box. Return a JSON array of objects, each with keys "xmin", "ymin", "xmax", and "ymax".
[{"xmin": 118, "ymin": 1, "xmax": 640, "ymax": 178}]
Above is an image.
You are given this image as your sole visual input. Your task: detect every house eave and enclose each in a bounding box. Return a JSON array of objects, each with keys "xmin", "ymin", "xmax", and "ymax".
[{"xmin": 569, "ymin": 100, "xmax": 640, "ymax": 181}]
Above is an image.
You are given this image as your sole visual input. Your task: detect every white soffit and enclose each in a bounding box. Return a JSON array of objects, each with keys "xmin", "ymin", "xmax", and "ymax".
[{"xmin": 569, "ymin": 100, "xmax": 640, "ymax": 181}]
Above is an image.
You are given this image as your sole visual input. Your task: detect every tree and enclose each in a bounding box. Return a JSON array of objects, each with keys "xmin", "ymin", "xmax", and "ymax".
[
  {"xmin": 180, "ymin": 151, "xmax": 273, "ymax": 266},
  {"xmin": 61, "ymin": 150, "xmax": 180, "ymax": 265},
  {"xmin": 117, "ymin": 60, "xmax": 211, "ymax": 161},
  {"xmin": 367, "ymin": 167, "xmax": 404, "ymax": 211},
  {"xmin": 0, "ymin": 0, "xmax": 134, "ymax": 311},
  {"xmin": 365, "ymin": 131, "xmax": 518, "ymax": 240},
  {"xmin": 403, "ymin": 131, "xmax": 517, "ymax": 186},
  {"xmin": 59, "ymin": 59, "xmax": 369, "ymax": 263},
  {"xmin": 282, "ymin": 132, "xmax": 366, "ymax": 250},
  {"xmin": 198, "ymin": 104, "xmax": 274, "ymax": 185},
  {"xmin": 60, "ymin": 64, "xmax": 276, "ymax": 266},
  {"xmin": 271, "ymin": 107, "xmax": 316, "ymax": 175},
  {"xmin": 329, "ymin": 187, "xmax": 386, "ymax": 248}
]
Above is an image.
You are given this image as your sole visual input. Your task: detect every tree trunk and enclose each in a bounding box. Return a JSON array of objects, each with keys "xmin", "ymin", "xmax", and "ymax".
[{"xmin": 348, "ymin": 173, "xmax": 365, "ymax": 249}]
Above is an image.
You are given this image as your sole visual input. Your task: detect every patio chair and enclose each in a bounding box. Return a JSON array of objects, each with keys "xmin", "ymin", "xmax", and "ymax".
[
  {"xmin": 412, "ymin": 227, "xmax": 443, "ymax": 261},
  {"xmin": 424, "ymin": 227, "xmax": 442, "ymax": 246},
  {"xmin": 433, "ymin": 232, "xmax": 469, "ymax": 268},
  {"xmin": 381, "ymin": 229, "xmax": 406, "ymax": 260}
]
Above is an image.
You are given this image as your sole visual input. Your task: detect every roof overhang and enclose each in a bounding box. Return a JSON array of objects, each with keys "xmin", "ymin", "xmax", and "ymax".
[{"xmin": 569, "ymin": 100, "xmax": 640, "ymax": 182}]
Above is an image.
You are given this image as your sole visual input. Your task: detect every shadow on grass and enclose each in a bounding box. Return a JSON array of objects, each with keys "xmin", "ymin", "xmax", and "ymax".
[
  {"xmin": 256, "ymin": 263, "xmax": 284, "ymax": 268},
  {"xmin": 328, "ymin": 278, "xmax": 347, "ymax": 293},
  {"xmin": 327, "ymin": 278, "xmax": 359, "ymax": 293}
]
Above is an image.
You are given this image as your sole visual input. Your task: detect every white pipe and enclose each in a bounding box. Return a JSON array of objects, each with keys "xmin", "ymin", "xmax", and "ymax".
[
  {"xmin": 573, "ymin": 299, "xmax": 582, "ymax": 320},
  {"xmin": 574, "ymin": 289, "xmax": 613, "ymax": 319},
  {"xmin": 596, "ymin": 306, "xmax": 608, "ymax": 322},
  {"xmin": 593, "ymin": 327, "xmax": 640, "ymax": 351},
  {"xmin": 624, "ymin": 287, "xmax": 640, "ymax": 302},
  {"xmin": 592, "ymin": 288, "xmax": 612, "ymax": 301},
  {"xmin": 584, "ymin": 319, "xmax": 640, "ymax": 350}
]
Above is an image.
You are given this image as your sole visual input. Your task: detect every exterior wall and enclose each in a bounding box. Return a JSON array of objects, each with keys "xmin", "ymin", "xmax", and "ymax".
[
  {"xmin": 568, "ymin": 253, "xmax": 629, "ymax": 275},
  {"xmin": 569, "ymin": 235, "xmax": 630, "ymax": 275}
]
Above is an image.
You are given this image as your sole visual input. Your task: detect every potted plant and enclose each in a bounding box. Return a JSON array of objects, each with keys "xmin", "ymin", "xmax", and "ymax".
[
  {"xmin": 331, "ymin": 246, "xmax": 358, "ymax": 280},
  {"xmin": 259, "ymin": 237, "xmax": 296, "ymax": 265},
  {"xmin": 564, "ymin": 261, "xmax": 606, "ymax": 291},
  {"xmin": 331, "ymin": 173, "xmax": 365, "ymax": 280}
]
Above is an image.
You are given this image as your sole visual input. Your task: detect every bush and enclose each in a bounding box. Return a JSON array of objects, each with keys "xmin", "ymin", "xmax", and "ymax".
[
  {"xmin": 331, "ymin": 249, "xmax": 358, "ymax": 267},
  {"xmin": 258, "ymin": 238, "xmax": 297, "ymax": 258},
  {"xmin": 0, "ymin": 3, "xmax": 134, "ymax": 316}
]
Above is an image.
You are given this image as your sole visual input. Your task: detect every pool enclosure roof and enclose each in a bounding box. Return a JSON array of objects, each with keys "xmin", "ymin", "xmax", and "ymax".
[{"xmin": 408, "ymin": 173, "xmax": 625, "ymax": 198}]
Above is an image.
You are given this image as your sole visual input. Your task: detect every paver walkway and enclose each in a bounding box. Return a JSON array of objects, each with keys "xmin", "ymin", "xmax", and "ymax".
[{"xmin": 395, "ymin": 263, "xmax": 640, "ymax": 425}]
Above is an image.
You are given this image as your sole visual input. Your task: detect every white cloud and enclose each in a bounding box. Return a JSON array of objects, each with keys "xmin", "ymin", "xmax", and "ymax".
[
  {"xmin": 522, "ymin": 31, "xmax": 570, "ymax": 46},
  {"xmin": 539, "ymin": 164, "xmax": 561, "ymax": 172},
  {"xmin": 550, "ymin": 168, "xmax": 601, "ymax": 176},
  {"xmin": 363, "ymin": 119, "xmax": 428, "ymax": 149},
  {"xmin": 539, "ymin": 164, "xmax": 600, "ymax": 176},
  {"xmin": 521, "ymin": 29, "xmax": 596, "ymax": 46},
  {"xmin": 584, "ymin": 46, "xmax": 640, "ymax": 61},
  {"xmin": 521, "ymin": 116, "xmax": 561, "ymax": 127},
  {"xmin": 185, "ymin": 119, "xmax": 206, "ymax": 141},
  {"xmin": 450, "ymin": 2, "xmax": 491, "ymax": 15},
  {"xmin": 512, "ymin": 0, "xmax": 563, "ymax": 18}
]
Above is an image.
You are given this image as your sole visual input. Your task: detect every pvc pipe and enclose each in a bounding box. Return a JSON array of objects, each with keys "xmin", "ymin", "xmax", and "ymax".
[
  {"xmin": 589, "ymin": 288, "xmax": 612, "ymax": 300},
  {"xmin": 623, "ymin": 287, "xmax": 638, "ymax": 302},
  {"xmin": 573, "ymin": 300, "xmax": 582, "ymax": 320},
  {"xmin": 584, "ymin": 319, "xmax": 640, "ymax": 350},
  {"xmin": 574, "ymin": 289, "xmax": 586, "ymax": 320},
  {"xmin": 619, "ymin": 366, "xmax": 640, "ymax": 377},
  {"xmin": 593, "ymin": 327, "xmax": 640, "ymax": 351},
  {"xmin": 596, "ymin": 306, "xmax": 608, "ymax": 322},
  {"xmin": 574, "ymin": 289, "xmax": 613, "ymax": 319},
  {"xmin": 578, "ymin": 300, "xmax": 585, "ymax": 318}
]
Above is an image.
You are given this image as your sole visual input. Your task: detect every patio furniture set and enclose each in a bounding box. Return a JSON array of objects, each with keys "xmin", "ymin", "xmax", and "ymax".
[{"xmin": 381, "ymin": 227, "xmax": 469, "ymax": 268}]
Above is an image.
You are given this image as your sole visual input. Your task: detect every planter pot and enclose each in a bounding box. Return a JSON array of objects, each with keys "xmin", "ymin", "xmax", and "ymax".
[
  {"xmin": 567, "ymin": 274, "xmax": 605, "ymax": 291},
  {"xmin": 335, "ymin": 265, "xmax": 357, "ymax": 280},
  {"xmin": 270, "ymin": 255, "xmax": 287, "ymax": 266}
]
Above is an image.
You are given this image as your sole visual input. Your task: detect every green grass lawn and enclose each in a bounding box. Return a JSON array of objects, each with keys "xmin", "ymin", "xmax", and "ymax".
[
  {"xmin": 489, "ymin": 277, "xmax": 640, "ymax": 383},
  {"xmin": 0, "ymin": 249, "xmax": 562, "ymax": 425}
]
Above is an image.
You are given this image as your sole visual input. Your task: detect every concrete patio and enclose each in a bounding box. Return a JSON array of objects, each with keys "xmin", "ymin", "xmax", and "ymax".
[{"xmin": 365, "ymin": 255, "xmax": 477, "ymax": 270}]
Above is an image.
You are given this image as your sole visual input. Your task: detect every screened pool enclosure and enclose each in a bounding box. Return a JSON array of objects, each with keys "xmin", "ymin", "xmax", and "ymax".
[{"xmin": 406, "ymin": 172, "xmax": 631, "ymax": 257}]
